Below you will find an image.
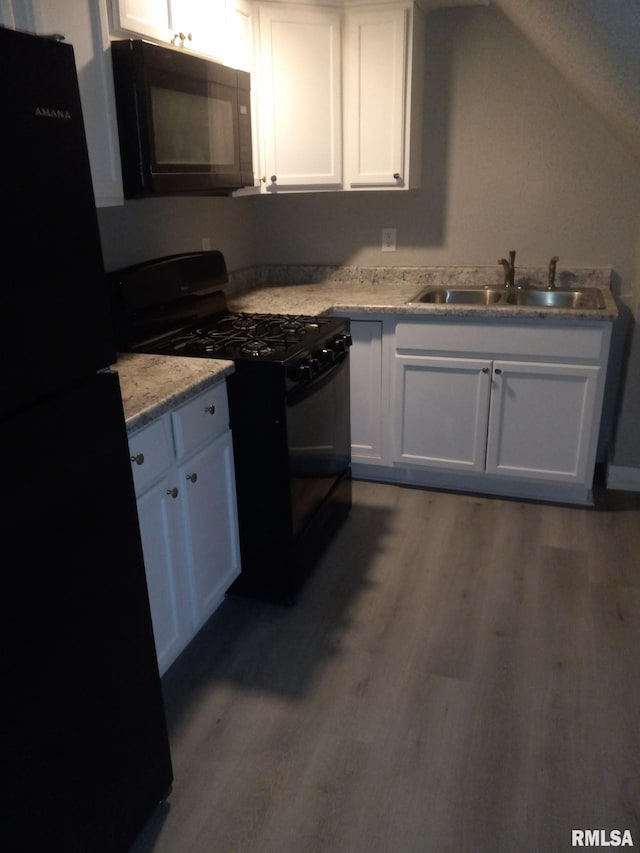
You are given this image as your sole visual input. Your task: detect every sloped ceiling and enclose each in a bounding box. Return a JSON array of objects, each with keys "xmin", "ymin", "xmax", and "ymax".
[{"xmin": 489, "ymin": 0, "xmax": 640, "ymax": 165}]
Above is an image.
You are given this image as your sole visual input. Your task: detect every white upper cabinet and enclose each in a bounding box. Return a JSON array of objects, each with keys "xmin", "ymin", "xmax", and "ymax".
[
  {"xmin": 170, "ymin": 0, "xmax": 227, "ymax": 60},
  {"xmin": 343, "ymin": 3, "xmax": 424, "ymax": 189},
  {"xmin": 109, "ymin": 0, "xmax": 253, "ymax": 68},
  {"xmin": 256, "ymin": 3, "xmax": 342, "ymax": 190},
  {"xmin": 253, "ymin": 0, "xmax": 424, "ymax": 193},
  {"xmin": 227, "ymin": 0, "xmax": 255, "ymax": 73},
  {"xmin": 109, "ymin": 0, "xmax": 172, "ymax": 42}
]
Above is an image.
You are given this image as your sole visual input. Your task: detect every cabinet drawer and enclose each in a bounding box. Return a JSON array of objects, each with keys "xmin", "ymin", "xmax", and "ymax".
[
  {"xmin": 128, "ymin": 417, "xmax": 173, "ymax": 496},
  {"xmin": 172, "ymin": 382, "xmax": 230, "ymax": 459}
]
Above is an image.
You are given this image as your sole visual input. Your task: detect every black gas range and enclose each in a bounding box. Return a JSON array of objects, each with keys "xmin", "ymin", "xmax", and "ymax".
[{"xmin": 109, "ymin": 251, "xmax": 352, "ymax": 604}]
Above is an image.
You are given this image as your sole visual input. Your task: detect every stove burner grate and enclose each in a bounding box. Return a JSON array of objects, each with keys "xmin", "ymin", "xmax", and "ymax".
[{"xmin": 157, "ymin": 311, "xmax": 332, "ymax": 360}]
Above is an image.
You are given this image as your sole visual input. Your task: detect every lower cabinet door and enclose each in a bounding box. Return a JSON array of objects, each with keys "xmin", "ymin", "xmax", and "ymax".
[
  {"xmin": 136, "ymin": 475, "xmax": 190, "ymax": 675},
  {"xmin": 178, "ymin": 430, "xmax": 241, "ymax": 631},
  {"xmin": 393, "ymin": 354, "xmax": 492, "ymax": 471},
  {"xmin": 485, "ymin": 360, "xmax": 600, "ymax": 482}
]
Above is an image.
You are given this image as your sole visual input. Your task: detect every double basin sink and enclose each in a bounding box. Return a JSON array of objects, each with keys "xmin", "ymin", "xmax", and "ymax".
[{"xmin": 409, "ymin": 286, "xmax": 605, "ymax": 311}]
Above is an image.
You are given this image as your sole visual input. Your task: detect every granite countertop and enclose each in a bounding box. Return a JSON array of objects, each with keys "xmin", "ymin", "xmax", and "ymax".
[
  {"xmin": 114, "ymin": 265, "xmax": 617, "ymax": 432},
  {"xmin": 227, "ymin": 266, "xmax": 618, "ymax": 322},
  {"xmin": 114, "ymin": 352, "xmax": 234, "ymax": 433}
]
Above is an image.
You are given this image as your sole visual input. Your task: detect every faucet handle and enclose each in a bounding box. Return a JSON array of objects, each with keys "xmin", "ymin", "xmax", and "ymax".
[
  {"xmin": 498, "ymin": 257, "xmax": 511, "ymax": 287},
  {"xmin": 548, "ymin": 255, "xmax": 559, "ymax": 290}
]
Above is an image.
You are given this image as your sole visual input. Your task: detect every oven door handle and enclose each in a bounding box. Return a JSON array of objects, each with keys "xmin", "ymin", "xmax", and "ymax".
[{"xmin": 287, "ymin": 351, "xmax": 349, "ymax": 407}]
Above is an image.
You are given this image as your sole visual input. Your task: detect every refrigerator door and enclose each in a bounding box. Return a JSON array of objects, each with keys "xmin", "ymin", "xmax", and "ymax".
[
  {"xmin": 2, "ymin": 371, "xmax": 173, "ymax": 852},
  {"xmin": 0, "ymin": 26, "xmax": 116, "ymax": 415}
]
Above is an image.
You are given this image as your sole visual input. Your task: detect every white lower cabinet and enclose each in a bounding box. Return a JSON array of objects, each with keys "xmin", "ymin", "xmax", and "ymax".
[
  {"xmin": 385, "ymin": 318, "xmax": 613, "ymax": 503},
  {"xmin": 128, "ymin": 381, "xmax": 241, "ymax": 675},
  {"xmin": 394, "ymin": 355, "xmax": 600, "ymax": 484},
  {"xmin": 177, "ymin": 431, "xmax": 241, "ymax": 632},
  {"xmin": 136, "ymin": 471, "xmax": 189, "ymax": 675},
  {"xmin": 394, "ymin": 355, "xmax": 492, "ymax": 472},
  {"xmin": 484, "ymin": 360, "xmax": 599, "ymax": 482}
]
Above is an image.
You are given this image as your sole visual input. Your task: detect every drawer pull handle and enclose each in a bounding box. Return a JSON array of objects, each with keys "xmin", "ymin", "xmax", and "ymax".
[
  {"xmin": 166, "ymin": 487, "xmax": 178, "ymax": 499},
  {"xmin": 205, "ymin": 403, "xmax": 216, "ymax": 415},
  {"xmin": 186, "ymin": 472, "xmax": 198, "ymax": 483},
  {"xmin": 131, "ymin": 453, "xmax": 145, "ymax": 465}
]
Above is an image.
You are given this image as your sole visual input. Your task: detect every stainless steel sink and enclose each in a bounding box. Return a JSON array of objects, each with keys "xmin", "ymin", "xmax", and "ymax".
[
  {"xmin": 505, "ymin": 288, "xmax": 605, "ymax": 309},
  {"xmin": 408, "ymin": 285, "xmax": 605, "ymax": 310},
  {"xmin": 410, "ymin": 287, "xmax": 506, "ymax": 305}
]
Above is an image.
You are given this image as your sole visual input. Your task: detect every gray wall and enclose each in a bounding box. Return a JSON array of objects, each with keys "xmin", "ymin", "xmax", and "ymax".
[
  {"xmin": 97, "ymin": 6, "xmax": 640, "ymax": 469},
  {"xmin": 98, "ymin": 195, "xmax": 258, "ymax": 272}
]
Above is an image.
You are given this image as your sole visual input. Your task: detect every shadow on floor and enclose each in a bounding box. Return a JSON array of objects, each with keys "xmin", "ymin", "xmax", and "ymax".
[{"xmin": 160, "ymin": 495, "xmax": 395, "ymax": 726}]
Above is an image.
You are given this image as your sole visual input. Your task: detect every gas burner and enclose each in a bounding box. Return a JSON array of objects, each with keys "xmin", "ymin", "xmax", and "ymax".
[
  {"xmin": 230, "ymin": 316, "xmax": 258, "ymax": 332},
  {"xmin": 241, "ymin": 339, "xmax": 274, "ymax": 358},
  {"xmin": 276, "ymin": 318, "xmax": 305, "ymax": 334}
]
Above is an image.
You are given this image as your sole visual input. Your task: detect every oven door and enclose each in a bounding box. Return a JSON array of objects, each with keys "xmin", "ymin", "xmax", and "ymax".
[{"xmin": 286, "ymin": 352, "xmax": 351, "ymax": 539}]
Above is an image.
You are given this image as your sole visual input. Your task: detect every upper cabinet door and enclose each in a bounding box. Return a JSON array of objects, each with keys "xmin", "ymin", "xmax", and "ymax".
[
  {"xmin": 110, "ymin": 0, "xmax": 254, "ymax": 68},
  {"xmin": 171, "ymin": 0, "xmax": 226, "ymax": 61},
  {"xmin": 257, "ymin": 3, "xmax": 342, "ymax": 190},
  {"xmin": 226, "ymin": 0, "xmax": 255, "ymax": 73},
  {"xmin": 110, "ymin": 0, "xmax": 172, "ymax": 42},
  {"xmin": 343, "ymin": 3, "xmax": 423, "ymax": 190}
]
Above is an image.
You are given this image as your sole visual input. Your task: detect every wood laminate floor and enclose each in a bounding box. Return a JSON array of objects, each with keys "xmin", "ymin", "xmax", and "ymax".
[{"xmin": 131, "ymin": 478, "xmax": 640, "ymax": 853}]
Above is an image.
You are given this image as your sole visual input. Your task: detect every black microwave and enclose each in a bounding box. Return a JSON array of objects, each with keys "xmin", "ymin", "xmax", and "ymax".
[{"xmin": 111, "ymin": 39, "xmax": 254, "ymax": 197}]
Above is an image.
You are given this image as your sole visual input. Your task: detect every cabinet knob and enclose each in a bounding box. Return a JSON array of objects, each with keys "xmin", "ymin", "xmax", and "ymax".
[
  {"xmin": 270, "ymin": 175, "xmax": 277, "ymax": 183},
  {"xmin": 482, "ymin": 367, "xmax": 489, "ymax": 374},
  {"xmin": 173, "ymin": 31, "xmax": 192, "ymax": 46},
  {"xmin": 166, "ymin": 487, "xmax": 179, "ymax": 499},
  {"xmin": 494, "ymin": 368, "xmax": 502, "ymax": 375},
  {"xmin": 130, "ymin": 452, "xmax": 144, "ymax": 465},
  {"xmin": 204, "ymin": 403, "xmax": 216, "ymax": 415},
  {"xmin": 393, "ymin": 173, "xmax": 401, "ymax": 181},
  {"xmin": 186, "ymin": 472, "xmax": 198, "ymax": 483}
]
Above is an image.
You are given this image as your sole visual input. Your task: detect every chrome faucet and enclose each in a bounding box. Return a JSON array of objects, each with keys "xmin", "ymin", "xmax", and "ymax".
[
  {"xmin": 498, "ymin": 250, "xmax": 516, "ymax": 288},
  {"xmin": 547, "ymin": 255, "xmax": 559, "ymax": 290}
]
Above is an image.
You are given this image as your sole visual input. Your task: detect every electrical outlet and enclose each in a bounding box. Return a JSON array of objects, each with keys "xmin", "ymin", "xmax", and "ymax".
[
  {"xmin": 382, "ymin": 227, "xmax": 397, "ymax": 252},
  {"xmin": 201, "ymin": 237, "xmax": 211, "ymax": 250}
]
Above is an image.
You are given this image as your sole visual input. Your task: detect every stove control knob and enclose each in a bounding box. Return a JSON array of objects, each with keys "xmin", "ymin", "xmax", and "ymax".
[
  {"xmin": 308, "ymin": 357, "xmax": 321, "ymax": 375},
  {"xmin": 333, "ymin": 333, "xmax": 353, "ymax": 352},
  {"xmin": 318, "ymin": 347, "xmax": 335, "ymax": 366},
  {"xmin": 291, "ymin": 361, "xmax": 313, "ymax": 381}
]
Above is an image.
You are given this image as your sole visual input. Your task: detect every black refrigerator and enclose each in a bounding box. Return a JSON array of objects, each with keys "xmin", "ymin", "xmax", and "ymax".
[{"xmin": 0, "ymin": 26, "xmax": 173, "ymax": 852}]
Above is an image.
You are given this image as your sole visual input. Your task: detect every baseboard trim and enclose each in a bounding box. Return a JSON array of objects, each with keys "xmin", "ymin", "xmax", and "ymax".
[
  {"xmin": 606, "ymin": 462, "xmax": 640, "ymax": 492},
  {"xmin": 352, "ymin": 462, "xmax": 594, "ymax": 506}
]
